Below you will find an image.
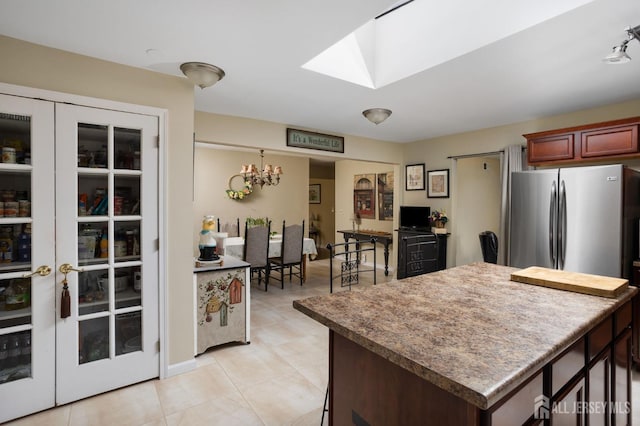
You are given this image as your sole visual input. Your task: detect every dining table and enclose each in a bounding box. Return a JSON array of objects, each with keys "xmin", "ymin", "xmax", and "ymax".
[{"xmin": 223, "ymin": 235, "xmax": 318, "ymax": 280}]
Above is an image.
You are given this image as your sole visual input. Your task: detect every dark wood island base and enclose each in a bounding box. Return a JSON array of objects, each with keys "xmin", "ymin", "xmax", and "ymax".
[
  {"xmin": 329, "ymin": 299, "xmax": 632, "ymax": 425},
  {"xmin": 294, "ymin": 263, "xmax": 636, "ymax": 426}
]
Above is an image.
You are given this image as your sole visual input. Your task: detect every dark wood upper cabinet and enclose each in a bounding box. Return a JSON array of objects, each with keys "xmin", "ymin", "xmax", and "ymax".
[
  {"xmin": 525, "ymin": 117, "xmax": 640, "ymax": 166},
  {"xmin": 581, "ymin": 124, "xmax": 638, "ymax": 158},
  {"xmin": 527, "ymin": 132, "xmax": 575, "ymax": 164}
]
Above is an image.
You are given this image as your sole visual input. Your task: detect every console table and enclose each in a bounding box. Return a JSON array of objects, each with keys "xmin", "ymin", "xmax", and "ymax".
[{"xmin": 337, "ymin": 230, "xmax": 393, "ymax": 276}]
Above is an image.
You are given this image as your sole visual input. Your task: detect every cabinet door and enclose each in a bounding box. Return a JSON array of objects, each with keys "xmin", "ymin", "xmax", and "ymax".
[
  {"xmin": 580, "ymin": 125, "xmax": 638, "ymax": 158},
  {"xmin": 527, "ymin": 132, "xmax": 575, "ymax": 164},
  {"xmin": 587, "ymin": 349, "xmax": 611, "ymax": 426},
  {"xmin": 54, "ymin": 104, "xmax": 159, "ymax": 404},
  {"xmin": 551, "ymin": 376, "xmax": 585, "ymax": 426},
  {"xmin": 612, "ymin": 329, "xmax": 632, "ymax": 426},
  {"xmin": 0, "ymin": 94, "xmax": 56, "ymax": 422}
]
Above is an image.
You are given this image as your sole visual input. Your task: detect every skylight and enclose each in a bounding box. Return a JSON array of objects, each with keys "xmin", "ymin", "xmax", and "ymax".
[{"xmin": 302, "ymin": 0, "xmax": 596, "ymax": 89}]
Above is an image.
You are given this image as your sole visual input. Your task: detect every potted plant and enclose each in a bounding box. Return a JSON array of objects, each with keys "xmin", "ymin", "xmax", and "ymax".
[{"xmin": 430, "ymin": 210, "xmax": 448, "ymax": 228}]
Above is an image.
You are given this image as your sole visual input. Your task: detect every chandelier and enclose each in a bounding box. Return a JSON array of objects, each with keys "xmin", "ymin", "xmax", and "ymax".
[{"xmin": 240, "ymin": 150, "xmax": 283, "ymax": 188}]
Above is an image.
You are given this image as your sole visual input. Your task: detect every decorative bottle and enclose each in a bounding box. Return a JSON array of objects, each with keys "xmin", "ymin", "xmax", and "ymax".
[{"xmin": 100, "ymin": 230, "xmax": 108, "ymax": 258}]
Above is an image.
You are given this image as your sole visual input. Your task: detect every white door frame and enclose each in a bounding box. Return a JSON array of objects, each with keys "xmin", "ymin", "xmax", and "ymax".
[{"xmin": 0, "ymin": 82, "xmax": 169, "ymax": 379}]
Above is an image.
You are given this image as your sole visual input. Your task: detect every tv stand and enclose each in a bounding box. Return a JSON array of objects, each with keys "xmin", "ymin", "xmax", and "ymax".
[{"xmin": 396, "ymin": 229, "xmax": 438, "ymax": 279}]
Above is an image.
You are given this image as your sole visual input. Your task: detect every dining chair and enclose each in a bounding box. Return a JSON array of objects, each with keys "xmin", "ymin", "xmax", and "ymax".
[
  {"xmin": 269, "ymin": 220, "xmax": 304, "ymax": 288},
  {"xmin": 243, "ymin": 220, "xmax": 271, "ymax": 290},
  {"xmin": 218, "ymin": 217, "xmax": 241, "ymax": 237}
]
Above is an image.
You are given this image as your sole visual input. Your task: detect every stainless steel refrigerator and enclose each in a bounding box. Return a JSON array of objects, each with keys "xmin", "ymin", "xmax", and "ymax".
[{"xmin": 510, "ymin": 164, "xmax": 640, "ymax": 279}]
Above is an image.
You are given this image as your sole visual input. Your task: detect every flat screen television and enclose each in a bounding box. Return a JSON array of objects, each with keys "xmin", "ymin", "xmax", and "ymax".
[{"xmin": 399, "ymin": 206, "xmax": 430, "ymax": 230}]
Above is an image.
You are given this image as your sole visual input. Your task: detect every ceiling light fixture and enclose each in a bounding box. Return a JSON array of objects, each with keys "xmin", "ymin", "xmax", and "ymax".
[
  {"xmin": 180, "ymin": 62, "xmax": 225, "ymax": 89},
  {"xmin": 603, "ymin": 25, "xmax": 640, "ymax": 64},
  {"xmin": 362, "ymin": 108, "xmax": 392, "ymax": 125},
  {"xmin": 240, "ymin": 150, "xmax": 283, "ymax": 188}
]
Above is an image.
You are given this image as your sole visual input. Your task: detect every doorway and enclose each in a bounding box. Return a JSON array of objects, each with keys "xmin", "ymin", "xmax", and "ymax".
[
  {"xmin": 309, "ymin": 158, "xmax": 335, "ymax": 258},
  {"xmin": 454, "ymin": 156, "xmax": 501, "ymax": 265}
]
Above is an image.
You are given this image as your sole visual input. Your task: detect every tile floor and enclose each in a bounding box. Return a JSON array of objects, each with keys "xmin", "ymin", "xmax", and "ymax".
[
  {"xmin": 7, "ymin": 258, "xmax": 389, "ymax": 426},
  {"xmin": 6, "ymin": 259, "xmax": 640, "ymax": 425}
]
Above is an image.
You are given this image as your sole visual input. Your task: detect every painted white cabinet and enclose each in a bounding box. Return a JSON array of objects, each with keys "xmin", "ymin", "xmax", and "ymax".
[
  {"xmin": 193, "ymin": 256, "xmax": 250, "ymax": 355},
  {"xmin": 0, "ymin": 92, "xmax": 160, "ymax": 422}
]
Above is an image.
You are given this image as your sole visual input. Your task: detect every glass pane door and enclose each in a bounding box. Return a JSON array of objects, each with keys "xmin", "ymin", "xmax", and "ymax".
[
  {"xmin": 55, "ymin": 103, "xmax": 159, "ymax": 405},
  {"xmin": 0, "ymin": 94, "xmax": 56, "ymax": 423}
]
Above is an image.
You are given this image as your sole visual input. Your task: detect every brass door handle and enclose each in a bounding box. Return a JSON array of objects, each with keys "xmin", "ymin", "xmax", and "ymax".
[
  {"xmin": 59, "ymin": 263, "xmax": 84, "ymax": 274},
  {"xmin": 22, "ymin": 265, "xmax": 52, "ymax": 278}
]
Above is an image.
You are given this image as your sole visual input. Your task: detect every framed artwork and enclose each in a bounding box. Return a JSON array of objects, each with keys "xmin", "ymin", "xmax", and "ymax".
[
  {"xmin": 377, "ymin": 172, "xmax": 394, "ymax": 221},
  {"xmin": 405, "ymin": 163, "xmax": 425, "ymax": 191},
  {"xmin": 427, "ymin": 169, "xmax": 450, "ymax": 198},
  {"xmin": 353, "ymin": 174, "xmax": 375, "ymax": 219},
  {"xmin": 309, "ymin": 184, "xmax": 321, "ymax": 204}
]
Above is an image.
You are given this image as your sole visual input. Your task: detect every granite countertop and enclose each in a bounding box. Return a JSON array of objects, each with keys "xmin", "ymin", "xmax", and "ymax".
[
  {"xmin": 193, "ymin": 255, "xmax": 250, "ymax": 273},
  {"xmin": 293, "ymin": 262, "xmax": 637, "ymax": 410}
]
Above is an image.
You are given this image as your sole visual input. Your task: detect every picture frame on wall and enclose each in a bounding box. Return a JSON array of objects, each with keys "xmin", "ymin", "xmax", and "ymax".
[
  {"xmin": 353, "ymin": 174, "xmax": 375, "ymax": 219},
  {"xmin": 427, "ymin": 169, "xmax": 450, "ymax": 198},
  {"xmin": 405, "ymin": 163, "xmax": 425, "ymax": 191},
  {"xmin": 309, "ymin": 184, "xmax": 321, "ymax": 204}
]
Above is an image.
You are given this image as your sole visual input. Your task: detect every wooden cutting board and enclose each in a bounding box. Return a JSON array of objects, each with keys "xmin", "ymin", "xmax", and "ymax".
[{"xmin": 510, "ymin": 266, "xmax": 628, "ymax": 298}]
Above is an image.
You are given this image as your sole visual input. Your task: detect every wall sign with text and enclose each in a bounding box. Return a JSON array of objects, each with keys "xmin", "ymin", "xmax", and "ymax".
[{"xmin": 286, "ymin": 128, "xmax": 344, "ymax": 153}]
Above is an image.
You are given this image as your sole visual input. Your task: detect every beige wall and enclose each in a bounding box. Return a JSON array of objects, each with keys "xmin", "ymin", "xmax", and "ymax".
[
  {"xmin": 403, "ymin": 98, "xmax": 640, "ymax": 267},
  {"xmin": 193, "ymin": 145, "xmax": 309, "ymax": 249},
  {"xmin": 0, "ymin": 35, "xmax": 196, "ymax": 366},
  {"xmin": 309, "ymin": 178, "xmax": 335, "ymax": 247},
  {"xmin": 335, "ymin": 160, "xmax": 401, "ymax": 272},
  {"xmin": 195, "ymin": 111, "xmax": 403, "ymax": 164}
]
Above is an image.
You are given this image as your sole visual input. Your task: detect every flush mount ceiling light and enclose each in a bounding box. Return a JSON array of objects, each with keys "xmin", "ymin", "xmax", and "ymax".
[
  {"xmin": 603, "ymin": 25, "xmax": 640, "ymax": 64},
  {"xmin": 180, "ymin": 62, "xmax": 225, "ymax": 89},
  {"xmin": 362, "ymin": 108, "xmax": 392, "ymax": 125}
]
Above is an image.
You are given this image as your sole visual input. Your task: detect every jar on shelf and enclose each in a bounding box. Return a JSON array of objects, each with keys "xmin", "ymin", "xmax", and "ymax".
[
  {"xmin": 4, "ymin": 201, "xmax": 18, "ymax": 217},
  {"xmin": 4, "ymin": 279, "xmax": 29, "ymax": 310},
  {"xmin": 0, "ymin": 227, "xmax": 13, "ymax": 263},
  {"xmin": 17, "ymin": 224, "xmax": 31, "ymax": 262},
  {"xmin": 7, "ymin": 335, "xmax": 20, "ymax": 368},
  {"xmin": 2, "ymin": 147, "xmax": 16, "ymax": 164}
]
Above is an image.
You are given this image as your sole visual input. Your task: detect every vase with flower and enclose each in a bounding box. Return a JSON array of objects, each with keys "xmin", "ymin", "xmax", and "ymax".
[{"xmin": 430, "ymin": 210, "xmax": 448, "ymax": 233}]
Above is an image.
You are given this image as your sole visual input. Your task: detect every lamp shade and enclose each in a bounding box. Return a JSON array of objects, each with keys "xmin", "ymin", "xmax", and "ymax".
[
  {"xmin": 362, "ymin": 108, "xmax": 392, "ymax": 125},
  {"xmin": 180, "ymin": 62, "xmax": 226, "ymax": 89}
]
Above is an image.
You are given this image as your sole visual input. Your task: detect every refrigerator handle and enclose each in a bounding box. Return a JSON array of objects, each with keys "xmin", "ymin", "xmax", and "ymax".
[
  {"xmin": 558, "ymin": 180, "xmax": 566, "ymax": 269},
  {"xmin": 549, "ymin": 181, "xmax": 557, "ymax": 266}
]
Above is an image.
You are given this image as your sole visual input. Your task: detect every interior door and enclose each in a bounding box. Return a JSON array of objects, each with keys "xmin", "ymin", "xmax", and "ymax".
[
  {"xmin": 0, "ymin": 94, "xmax": 56, "ymax": 422},
  {"xmin": 55, "ymin": 104, "xmax": 159, "ymax": 404}
]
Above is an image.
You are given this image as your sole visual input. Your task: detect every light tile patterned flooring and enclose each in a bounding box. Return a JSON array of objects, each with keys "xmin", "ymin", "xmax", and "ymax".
[
  {"xmin": 7, "ymin": 258, "xmax": 389, "ymax": 426},
  {"xmin": 6, "ymin": 258, "xmax": 640, "ymax": 425}
]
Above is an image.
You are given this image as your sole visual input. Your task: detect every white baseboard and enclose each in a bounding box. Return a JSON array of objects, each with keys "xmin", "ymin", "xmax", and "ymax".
[
  {"xmin": 167, "ymin": 359, "xmax": 197, "ymax": 378},
  {"xmin": 360, "ymin": 260, "xmax": 394, "ymax": 273}
]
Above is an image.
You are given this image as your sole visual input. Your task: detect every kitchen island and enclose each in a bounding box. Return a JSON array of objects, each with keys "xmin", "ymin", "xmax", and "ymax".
[{"xmin": 293, "ymin": 262, "xmax": 636, "ymax": 425}]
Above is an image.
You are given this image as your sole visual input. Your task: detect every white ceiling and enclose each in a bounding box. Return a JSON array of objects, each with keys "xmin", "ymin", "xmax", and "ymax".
[{"xmin": 1, "ymin": 0, "xmax": 639, "ymax": 143}]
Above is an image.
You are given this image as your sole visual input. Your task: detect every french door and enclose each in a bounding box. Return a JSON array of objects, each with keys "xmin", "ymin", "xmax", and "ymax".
[
  {"xmin": 0, "ymin": 94, "xmax": 160, "ymax": 422},
  {"xmin": 0, "ymin": 93, "xmax": 56, "ymax": 422},
  {"xmin": 55, "ymin": 103, "xmax": 159, "ymax": 404}
]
